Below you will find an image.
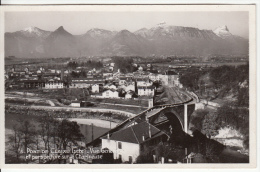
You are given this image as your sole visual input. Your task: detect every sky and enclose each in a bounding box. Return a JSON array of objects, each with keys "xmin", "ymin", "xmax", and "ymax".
[{"xmin": 5, "ymin": 11, "xmax": 249, "ymax": 38}]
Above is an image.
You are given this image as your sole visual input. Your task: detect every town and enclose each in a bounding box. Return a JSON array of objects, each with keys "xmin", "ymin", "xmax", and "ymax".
[
  {"xmin": 5, "ymin": 55, "xmax": 249, "ymax": 164},
  {"xmin": 5, "ymin": 56, "xmax": 185, "ymax": 110}
]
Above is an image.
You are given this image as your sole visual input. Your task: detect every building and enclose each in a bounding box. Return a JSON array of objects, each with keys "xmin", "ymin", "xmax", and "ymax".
[
  {"xmin": 104, "ymin": 84, "xmax": 117, "ymax": 90},
  {"xmin": 45, "ymin": 79, "xmax": 64, "ymax": 89},
  {"xmin": 119, "ymin": 77, "xmax": 133, "ymax": 86},
  {"xmin": 91, "ymin": 84, "xmax": 99, "ymax": 93},
  {"xmin": 70, "ymin": 77, "xmax": 104, "ymax": 88},
  {"xmin": 71, "ymin": 101, "xmax": 81, "ymax": 107},
  {"xmin": 137, "ymin": 85, "xmax": 155, "ymax": 96},
  {"xmin": 136, "ymin": 78, "xmax": 152, "ymax": 87},
  {"xmin": 125, "ymin": 84, "xmax": 135, "ymax": 92},
  {"xmin": 101, "ymin": 121, "xmax": 169, "ymax": 163},
  {"xmin": 125, "ymin": 91, "xmax": 134, "ymax": 99},
  {"xmin": 148, "ymin": 73, "xmax": 160, "ymax": 82},
  {"xmin": 102, "ymin": 90, "xmax": 119, "ymax": 98},
  {"xmin": 13, "ymin": 80, "xmax": 45, "ymax": 89}
]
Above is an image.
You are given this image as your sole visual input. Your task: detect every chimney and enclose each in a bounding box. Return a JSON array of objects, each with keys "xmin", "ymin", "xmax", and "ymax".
[
  {"xmin": 142, "ymin": 135, "xmax": 145, "ymax": 141},
  {"xmin": 107, "ymin": 133, "xmax": 110, "ymax": 139}
]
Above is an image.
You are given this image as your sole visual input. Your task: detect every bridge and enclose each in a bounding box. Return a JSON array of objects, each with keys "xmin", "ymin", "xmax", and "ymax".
[{"xmin": 86, "ymin": 91, "xmax": 199, "ymax": 147}]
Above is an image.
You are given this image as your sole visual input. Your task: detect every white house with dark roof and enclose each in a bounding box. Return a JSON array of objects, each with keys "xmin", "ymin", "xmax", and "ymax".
[
  {"xmin": 101, "ymin": 121, "xmax": 169, "ymax": 163},
  {"xmin": 45, "ymin": 79, "xmax": 64, "ymax": 89},
  {"xmin": 137, "ymin": 85, "xmax": 155, "ymax": 96},
  {"xmin": 102, "ymin": 89, "xmax": 119, "ymax": 98}
]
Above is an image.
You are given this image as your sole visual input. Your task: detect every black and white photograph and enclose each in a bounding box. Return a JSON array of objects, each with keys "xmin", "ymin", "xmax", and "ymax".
[{"xmin": 0, "ymin": 5, "xmax": 256, "ymax": 167}]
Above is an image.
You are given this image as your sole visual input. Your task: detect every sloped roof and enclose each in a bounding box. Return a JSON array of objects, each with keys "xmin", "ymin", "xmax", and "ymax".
[{"xmin": 102, "ymin": 121, "xmax": 167, "ymax": 144}]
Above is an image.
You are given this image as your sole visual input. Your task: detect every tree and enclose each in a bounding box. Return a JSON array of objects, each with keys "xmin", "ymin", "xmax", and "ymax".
[
  {"xmin": 8, "ymin": 119, "xmax": 36, "ymax": 163},
  {"xmin": 57, "ymin": 119, "xmax": 83, "ymax": 150},
  {"xmin": 215, "ymin": 103, "xmax": 249, "ymax": 149},
  {"xmin": 8, "ymin": 125, "xmax": 23, "ymax": 162},
  {"xmin": 191, "ymin": 109, "xmax": 209, "ymax": 131},
  {"xmin": 38, "ymin": 115, "xmax": 55, "ymax": 155},
  {"xmin": 201, "ymin": 112, "xmax": 219, "ymax": 138},
  {"xmin": 20, "ymin": 120, "xmax": 36, "ymax": 163}
]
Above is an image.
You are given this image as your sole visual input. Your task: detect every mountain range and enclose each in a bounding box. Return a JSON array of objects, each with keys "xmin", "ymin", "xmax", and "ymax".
[{"xmin": 5, "ymin": 23, "xmax": 249, "ymax": 58}]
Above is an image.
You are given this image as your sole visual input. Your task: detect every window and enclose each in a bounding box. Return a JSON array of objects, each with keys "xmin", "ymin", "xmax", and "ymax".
[
  {"xmin": 118, "ymin": 154, "xmax": 122, "ymax": 160},
  {"xmin": 118, "ymin": 142, "xmax": 122, "ymax": 149}
]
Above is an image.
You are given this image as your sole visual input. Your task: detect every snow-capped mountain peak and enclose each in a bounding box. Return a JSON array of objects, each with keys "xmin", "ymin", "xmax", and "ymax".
[
  {"xmin": 20, "ymin": 26, "xmax": 51, "ymax": 38},
  {"xmin": 213, "ymin": 25, "xmax": 232, "ymax": 39},
  {"xmin": 86, "ymin": 28, "xmax": 116, "ymax": 39},
  {"xmin": 22, "ymin": 26, "xmax": 40, "ymax": 33}
]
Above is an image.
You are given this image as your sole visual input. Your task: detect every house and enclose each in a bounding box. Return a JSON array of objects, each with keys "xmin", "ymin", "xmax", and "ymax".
[
  {"xmin": 119, "ymin": 77, "xmax": 133, "ymax": 86},
  {"xmin": 91, "ymin": 84, "xmax": 99, "ymax": 93},
  {"xmin": 125, "ymin": 84, "xmax": 135, "ymax": 92},
  {"xmin": 103, "ymin": 72, "xmax": 113, "ymax": 78},
  {"xmin": 104, "ymin": 84, "xmax": 117, "ymax": 90},
  {"xmin": 18, "ymin": 80, "xmax": 45, "ymax": 89},
  {"xmin": 70, "ymin": 77, "xmax": 104, "ymax": 88},
  {"xmin": 71, "ymin": 101, "xmax": 81, "ymax": 107},
  {"xmin": 136, "ymin": 78, "xmax": 152, "ymax": 87},
  {"xmin": 45, "ymin": 79, "xmax": 64, "ymax": 89},
  {"xmin": 101, "ymin": 121, "xmax": 169, "ymax": 163},
  {"xmin": 137, "ymin": 85, "xmax": 155, "ymax": 96},
  {"xmin": 148, "ymin": 73, "xmax": 160, "ymax": 82},
  {"xmin": 102, "ymin": 90, "xmax": 119, "ymax": 98},
  {"xmin": 125, "ymin": 91, "xmax": 134, "ymax": 99}
]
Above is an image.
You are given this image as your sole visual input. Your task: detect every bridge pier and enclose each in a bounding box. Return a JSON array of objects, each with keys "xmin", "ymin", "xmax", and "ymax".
[{"xmin": 184, "ymin": 104, "xmax": 188, "ymax": 133}]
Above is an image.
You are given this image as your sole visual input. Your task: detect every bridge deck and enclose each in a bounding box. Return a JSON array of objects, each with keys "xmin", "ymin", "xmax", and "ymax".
[{"xmin": 146, "ymin": 107, "xmax": 165, "ymax": 118}]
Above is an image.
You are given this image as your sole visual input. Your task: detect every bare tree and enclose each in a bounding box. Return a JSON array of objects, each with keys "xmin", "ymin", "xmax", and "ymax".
[{"xmin": 8, "ymin": 125, "xmax": 23, "ymax": 162}]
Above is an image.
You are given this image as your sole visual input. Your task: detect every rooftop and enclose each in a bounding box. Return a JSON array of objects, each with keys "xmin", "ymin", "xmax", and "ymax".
[{"xmin": 101, "ymin": 121, "xmax": 167, "ymax": 144}]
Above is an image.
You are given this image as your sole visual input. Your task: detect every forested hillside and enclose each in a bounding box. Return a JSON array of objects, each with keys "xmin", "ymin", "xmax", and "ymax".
[{"xmin": 180, "ymin": 64, "xmax": 249, "ymax": 149}]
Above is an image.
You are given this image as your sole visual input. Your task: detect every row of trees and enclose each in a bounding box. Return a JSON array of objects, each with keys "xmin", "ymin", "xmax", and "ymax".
[
  {"xmin": 6, "ymin": 116, "xmax": 83, "ymax": 164},
  {"xmin": 112, "ymin": 57, "xmax": 138, "ymax": 73},
  {"xmin": 67, "ymin": 60, "xmax": 103, "ymax": 70}
]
